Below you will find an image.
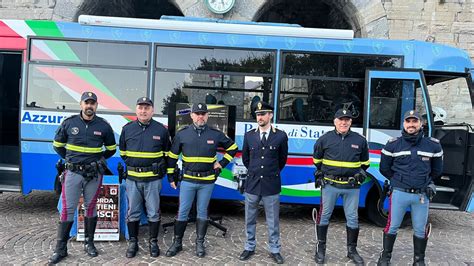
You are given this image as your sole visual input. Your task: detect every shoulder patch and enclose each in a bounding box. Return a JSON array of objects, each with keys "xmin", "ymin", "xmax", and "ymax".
[{"xmin": 429, "ymin": 137, "xmax": 440, "ymax": 143}]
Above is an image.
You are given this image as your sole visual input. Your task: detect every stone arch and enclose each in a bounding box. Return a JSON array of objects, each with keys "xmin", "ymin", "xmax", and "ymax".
[{"xmin": 253, "ymin": 0, "xmax": 389, "ymax": 38}]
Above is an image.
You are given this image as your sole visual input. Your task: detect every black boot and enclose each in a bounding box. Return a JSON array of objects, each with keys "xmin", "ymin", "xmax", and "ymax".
[
  {"xmin": 165, "ymin": 220, "xmax": 187, "ymax": 257},
  {"xmin": 126, "ymin": 221, "xmax": 140, "ymax": 258},
  {"xmin": 314, "ymin": 224, "xmax": 328, "ymax": 264},
  {"xmin": 377, "ymin": 233, "xmax": 397, "ymax": 266},
  {"xmin": 413, "ymin": 235, "xmax": 428, "ymax": 266},
  {"xmin": 346, "ymin": 226, "xmax": 364, "ymax": 265},
  {"xmin": 196, "ymin": 219, "xmax": 208, "ymax": 258},
  {"xmin": 149, "ymin": 221, "xmax": 160, "ymax": 257},
  {"xmin": 84, "ymin": 216, "xmax": 98, "ymax": 257},
  {"xmin": 49, "ymin": 221, "xmax": 74, "ymax": 264}
]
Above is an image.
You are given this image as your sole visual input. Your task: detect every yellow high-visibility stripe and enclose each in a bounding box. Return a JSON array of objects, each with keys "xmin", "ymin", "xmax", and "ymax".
[
  {"xmin": 313, "ymin": 158, "xmax": 323, "ymax": 164},
  {"xmin": 164, "ymin": 151, "xmax": 169, "ymax": 157},
  {"xmin": 322, "ymin": 159, "xmax": 361, "ymax": 168},
  {"xmin": 183, "ymin": 174, "xmax": 216, "ymax": 181},
  {"xmin": 119, "ymin": 150, "xmax": 126, "ymax": 156},
  {"xmin": 128, "ymin": 170, "xmax": 155, "ymax": 177},
  {"xmin": 106, "ymin": 144, "xmax": 117, "ymax": 151},
  {"xmin": 168, "ymin": 152, "xmax": 179, "ymax": 159},
  {"xmin": 360, "ymin": 160, "xmax": 370, "ymax": 166},
  {"xmin": 121, "ymin": 150, "xmax": 164, "ymax": 158},
  {"xmin": 223, "ymin": 153, "xmax": 233, "ymax": 161},
  {"xmin": 167, "ymin": 168, "xmax": 175, "ymax": 174},
  {"xmin": 53, "ymin": 141, "xmax": 66, "ymax": 147},
  {"xmin": 182, "ymin": 155, "xmax": 216, "ymax": 163},
  {"xmin": 323, "ymin": 177, "xmax": 349, "ymax": 184},
  {"xmin": 65, "ymin": 144, "xmax": 102, "ymax": 153},
  {"xmin": 226, "ymin": 143, "xmax": 238, "ymax": 151}
]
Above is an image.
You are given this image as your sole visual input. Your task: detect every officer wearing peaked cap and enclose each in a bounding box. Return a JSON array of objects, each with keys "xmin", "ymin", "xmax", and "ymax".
[
  {"xmin": 239, "ymin": 101, "xmax": 288, "ymax": 264},
  {"xmin": 166, "ymin": 103, "xmax": 237, "ymax": 258},
  {"xmin": 313, "ymin": 108, "xmax": 369, "ymax": 265},
  {"xmin": 50, "ymin": 91, "xmax": 116, "ymax": 264},
  {"xmin": 377, "ymin": 110, "xmax": 443, "ymax": 266},
  {"xmin": 119, "ymin": 97, "xmax": 171, "ymax": 258}
]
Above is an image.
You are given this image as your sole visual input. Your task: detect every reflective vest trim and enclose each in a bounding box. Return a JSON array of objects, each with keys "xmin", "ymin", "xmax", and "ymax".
[
  {"xmin": 65, "ymin": 144, "xmax": 102, "ymax": 153},
  {"xmin": 181, "ymin": 155, "xmax": 216, "ymax": 163}
]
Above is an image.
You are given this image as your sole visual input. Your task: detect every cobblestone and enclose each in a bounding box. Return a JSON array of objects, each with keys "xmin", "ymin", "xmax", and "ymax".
[{"xmin": 0, "ymin": 191, "xmax": 472, "ymax": 265}]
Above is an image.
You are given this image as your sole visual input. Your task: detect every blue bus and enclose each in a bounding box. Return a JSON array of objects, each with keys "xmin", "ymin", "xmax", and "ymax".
[{"xmin": 0, "ymin": 15, "xmax": 472, "ymax": 226}]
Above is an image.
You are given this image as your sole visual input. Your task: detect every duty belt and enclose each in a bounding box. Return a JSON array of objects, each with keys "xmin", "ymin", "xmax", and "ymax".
[
  {"xmin": 324, "ymin": 175, "xmax": 352, "ymax": 184},
  {"xmin": 127, "ymin": 165, "xmax": 153, "ymax": 173},
  {"xmin": 393, "ymin": 187, "xmax": 426, "ymax": 194},
  {"xmin": 184, "ymin": 170, "xmax": 215, "ymax": 177},
  {"xmin": 65, "ymin": 162, "xmax": 95, "ymax": 172}
]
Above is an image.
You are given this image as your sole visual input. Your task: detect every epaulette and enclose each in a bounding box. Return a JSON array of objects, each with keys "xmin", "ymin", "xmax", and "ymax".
[
  {"xmin": 253, "ymin": 128, "xmax": 258, "ymax": 132},
  {"xmin": 177, "ymin": 125, "xmax": 189, "ymax": 132},
  {"xmin": 61, "ymin": 114, "xmax": 77, "ymax": 124},
  {"xmin": 387, "ymin": 137, "xmax": 399, "ymax": 143},
  {"xmin": 429, "ymin": 137, "xmax": 440, "ymax": 143}
]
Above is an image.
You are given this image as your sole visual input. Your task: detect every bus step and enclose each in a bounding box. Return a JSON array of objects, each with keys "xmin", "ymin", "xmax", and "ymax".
[
  {"xmin": 429, "ymin": 203, "xmax": 459, "ymax": 210},
  {"xmin": 435, "ymin": 186, "xmax": 455, "ymax": 193}
]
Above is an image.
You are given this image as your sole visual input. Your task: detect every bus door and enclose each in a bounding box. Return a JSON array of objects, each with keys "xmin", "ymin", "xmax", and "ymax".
[{"xmin": 0, "ymin": 51, "xmax": 22, "ymax": 192}]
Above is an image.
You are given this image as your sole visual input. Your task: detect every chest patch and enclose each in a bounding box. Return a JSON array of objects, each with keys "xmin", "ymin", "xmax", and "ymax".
[
  {"xmin": 207, "ymin": 140, "xmax": 214, "ymax": 144},
  {"xmin": 422, "ymin": 157, "xmax": 430, "ymax": 161},
  {"xmin": 153, "ymin": 136, "xmax": 161, "ymax": 140},
  {"xmin": 93, "ymin": 131, "xmax": 102, "ymax": 136},
  {"xmin": 71, "ymin": 127, "xmax": 79, "ymax": 135},
  {"xmin": 351, "ymin": 144, "xmax": 359, "ymax": 149}
]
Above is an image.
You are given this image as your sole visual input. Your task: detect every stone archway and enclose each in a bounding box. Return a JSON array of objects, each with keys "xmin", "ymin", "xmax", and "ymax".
[{"xmin": 69, "ymin": 0, "xmax": 183, "ymax": 21}]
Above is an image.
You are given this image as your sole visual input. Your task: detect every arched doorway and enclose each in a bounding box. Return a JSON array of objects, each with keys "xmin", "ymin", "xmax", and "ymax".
[
  {"xmin": 255, "ymin": 0, "xmax": 361, "ymax": 37},
  {"xmin": 74, "ymin": 0, "xmax": 183, "ymax": 21}
]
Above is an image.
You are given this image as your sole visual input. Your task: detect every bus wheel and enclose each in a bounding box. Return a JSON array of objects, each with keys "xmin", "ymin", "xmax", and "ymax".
[{"xmin": 365, "ymin": 188, "xmax": 388, "ymax": 227}]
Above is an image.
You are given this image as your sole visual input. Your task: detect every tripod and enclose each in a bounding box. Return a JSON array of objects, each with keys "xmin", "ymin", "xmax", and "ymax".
[{"xmin": 162, "ymin": 195, "xmax": 228, "ymax": 237}]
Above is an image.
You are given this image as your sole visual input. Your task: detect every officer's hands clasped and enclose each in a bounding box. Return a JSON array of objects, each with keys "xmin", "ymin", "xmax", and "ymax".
[{"xmin": 314, "ymin": 170, "xmax": 325, "ymax": 189}]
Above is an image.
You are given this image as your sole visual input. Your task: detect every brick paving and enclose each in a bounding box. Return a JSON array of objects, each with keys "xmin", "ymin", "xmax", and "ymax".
[{"xmin": 0, "ymin": 191, "xmax": 472, "ymax": 265}]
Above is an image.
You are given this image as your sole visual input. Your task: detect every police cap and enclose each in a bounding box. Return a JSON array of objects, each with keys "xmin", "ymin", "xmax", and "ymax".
[
  {"xmin": 334, "ymin": 108, "xmax": 353, "ymax": 119},
  {"xmin": 254, "ymin": 101, "xmax": 273, "ymax": 114},
  {"xmin": 136, "ymin": 96, "xmax": 153, "ymax": 106},
  {"xmin": 192, "ymin": 103, "xmax": 208, "ymax": 113},
  {"xmin": 404, "ymin": 110, "xmax": 421, "ymax": 121},
  {"xmin": 81, "ymin": 91, "xmax": 97, "ymax": 102}
]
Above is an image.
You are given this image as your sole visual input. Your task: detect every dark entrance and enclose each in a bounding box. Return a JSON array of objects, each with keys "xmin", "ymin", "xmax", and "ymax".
[{"xmin": 0, "ymin": 51, "xmax": 22, "ymax": 192}]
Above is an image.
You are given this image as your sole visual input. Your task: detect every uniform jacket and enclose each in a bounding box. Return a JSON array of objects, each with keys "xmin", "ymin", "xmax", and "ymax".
[
  {"xmin": 313, "ymin": 129, "xmax": 370, "ymax": 177},
  {"xmin": 119, "ymin": 119, "xmax": 171, "ymax": 181},
  {"xmin": 380, "ymin": 131, "xmax": 443, "ymax": 189},
  {"xmin": 167, "ymin": 124, "xmax": 237, "ymax": 184},
  {"xmin": 242, "ymin": 126, "xmax": 289, "ymax": 196},
  {"xmin": 53, "ymin": 112, "xmax": 116, "ymax": 164}
]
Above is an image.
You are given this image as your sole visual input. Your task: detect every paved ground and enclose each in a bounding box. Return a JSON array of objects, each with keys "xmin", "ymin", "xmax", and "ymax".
[{"xmin": 0, "ymin": 191, "xmax": 472, "ymax": 265}]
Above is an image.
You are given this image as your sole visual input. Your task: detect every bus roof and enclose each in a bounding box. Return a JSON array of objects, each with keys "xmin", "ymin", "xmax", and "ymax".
[{"xmin": 0, "ymin": 17, "xmax": 472, "ymax": 74}]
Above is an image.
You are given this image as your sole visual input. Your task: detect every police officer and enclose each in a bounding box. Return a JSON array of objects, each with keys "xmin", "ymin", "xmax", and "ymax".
[
  {"xmin": 313, "ymin": 108, "xmax": 369, "ymax": 265},
  {"xmin": 119, "ymin": 97, "xmax": 171, "ymax": 258},
  {"xmin": 165, "ymin": 103, "xmax": 237, "ymax": 258},
  {"xmin": 377, "ymin": 110, "xmax": 442, "ymax": 266},
  {"xmin": 50, "ymin": 91, "xmax": 116, "ymax": 264},
  {"xmin": 238, "ymin": 101, "xmax": 288, "ymax": 264}
]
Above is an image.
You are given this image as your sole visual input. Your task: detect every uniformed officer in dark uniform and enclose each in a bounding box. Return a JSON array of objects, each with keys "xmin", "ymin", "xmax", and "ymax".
[
  {"xmin": 119, "ymin": 97, "xmax": 171, "ymax": 258},
  {"xmin": 377, "ymin": 110, "xmax": 442, "ymax": 266},
  {"xmin": 50, "ymin": 91, "xmax": 116, "ymax": 264},
  {"xmin": 313, "ymin": 108, "xmax": 369, "ymax": 265},
  {"xmin": 238, "ymin": 101, "xmax": 288, "ymax": 264},
  {"xmin": 165, "ymin": 103, "xmax": 237, "ymax": 258}
]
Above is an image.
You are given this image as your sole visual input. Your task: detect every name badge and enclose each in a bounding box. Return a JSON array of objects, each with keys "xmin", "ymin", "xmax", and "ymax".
[
  {"xmin": 93, "ymin": 131, "xmax": 102, "ymax": 136},
  {"xmin": 351, "ymin": 144, "xmax": 359, "ymax": 149},
  {"xmin": 153, "ymin": 136, "xmax": 161, "ymax": 140},
  {"xmin": 207, "ymin": 140, "xmax": 214, "ymax": 144}
]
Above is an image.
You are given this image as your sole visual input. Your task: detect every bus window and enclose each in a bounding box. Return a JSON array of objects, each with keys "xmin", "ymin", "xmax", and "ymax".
[
  {"xmin": 368, "ymin": 78, "xmax": 426, "ymax": 129},
  {"xmin": 154, "ymin": 46, "xmax": 275, "ymax": 120},
  {"xmin": 26, "ymin": 64, "xmax": 147, "ymax": 111},
  {"xmin": 30, "ymin": 39, "xmax": 149, "ymax": 68},
  {"xmin": 279, "ymin": 52, "xmax": 401, "ymax": 125}
]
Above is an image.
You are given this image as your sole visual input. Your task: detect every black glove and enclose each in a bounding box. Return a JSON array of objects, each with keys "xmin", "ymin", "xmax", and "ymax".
[
  {"xmin": 314, "ymin": 170, "xmax": 325, "ymax": 189},
  {"xmin": 426, "ymin": 183, "xmax": 436, "ymax": 201},
  {"xmin": 214, "ymin": 168, "xmax": 222, "ymax": 178},
  {"xmin": 354, "ymin": 169, "xmax": 367, "ymax": 185},
  {"xmin": 117, "ymin": 162, "xmax": 126, "ymax": 184}
]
